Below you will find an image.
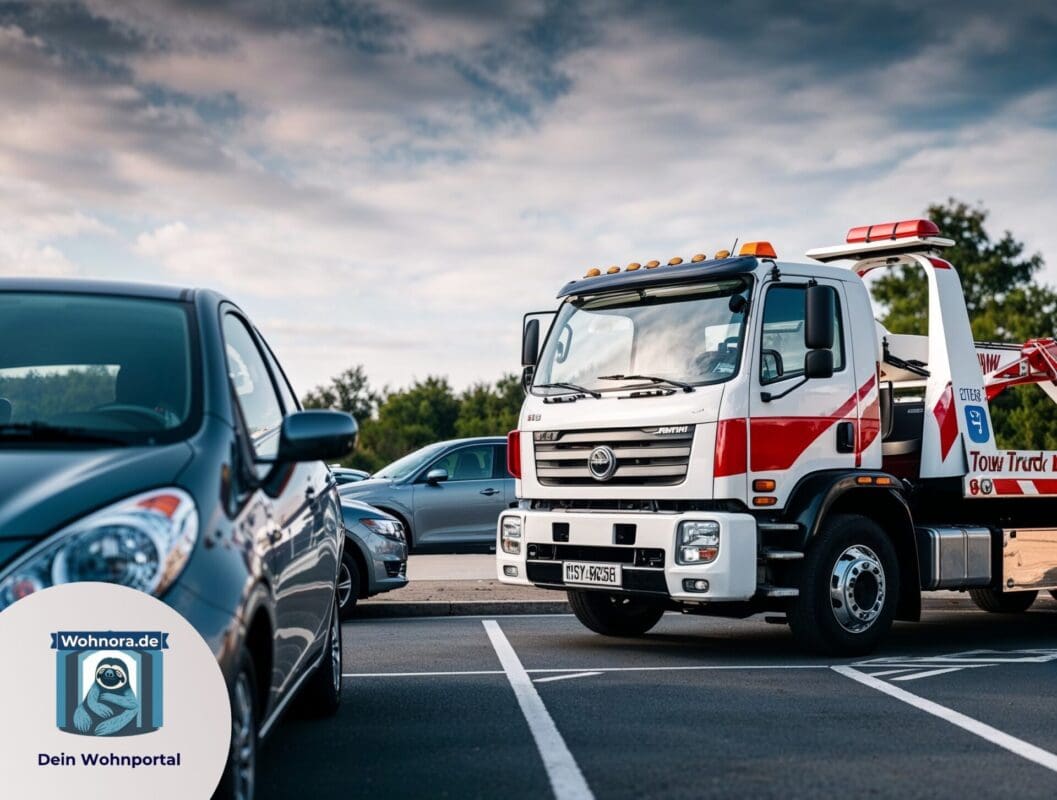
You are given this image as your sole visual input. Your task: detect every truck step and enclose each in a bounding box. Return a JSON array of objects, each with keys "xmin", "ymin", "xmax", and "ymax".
[
  {"xmin": 762, "ymin": 549, "xmax": 804, "ymax": 561},
  {"xmin": 761, "ymin": 586, "xmax": 799, "ymax": 598}
]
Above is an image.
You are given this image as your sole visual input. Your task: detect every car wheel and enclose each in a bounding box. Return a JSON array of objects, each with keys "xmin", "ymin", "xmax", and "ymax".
[
  {"xmin": 968, "ymin": 587, "xmax": 1038, "ymax": 613},
  {"xmin": 567, "ymin": 589, "xmax": 665, "ymax": 636},
  {"xmin": 213, "ymin": 649, "xmax": 258, "ymax": 800},
  {"xmin": 1051, "ymin": 590, "xmax": 1057, "ymax": 602},
  {"xmin": 337, "ymin": 550, "xmax": 362, "ymax": 620},
  {"xmin": 788, "ymin": 513, "xmax": 900, "ymax": 656},
  {"xmin": 298, "ymin": 598, "xmax": 343, "ymax": 717}
]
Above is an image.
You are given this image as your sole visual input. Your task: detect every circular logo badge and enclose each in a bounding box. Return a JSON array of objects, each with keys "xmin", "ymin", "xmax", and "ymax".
[
  {"xmin": 588, "ymin": 445, "xmax": 618, "ymax": 481},
  {"xmin": 0, "ymin": 583, "xmax": 230, "ymax": 798}
]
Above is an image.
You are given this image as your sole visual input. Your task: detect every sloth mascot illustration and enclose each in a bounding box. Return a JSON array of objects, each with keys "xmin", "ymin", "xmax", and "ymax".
[{"xmin": 72, "ymin": 657, "xmax": 140, "ymax": 736}]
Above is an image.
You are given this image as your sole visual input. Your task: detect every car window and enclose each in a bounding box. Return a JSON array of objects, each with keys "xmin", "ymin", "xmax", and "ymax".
[
  {"xmin": 222, "ymin": 313, "xmax": 284, "ymax": 459},
  {"xmin": 258, "ymin": 333, "xmax": 299, "ymax": 414},
  {"xmin": 759, "ymin": 285, "xmax": 844, "ymax": 384},
  {"xmin": 430, "ymin": 445, "xmax": 495, "ymax": 481},
  {"xmin": 493, "ymin": 444, "xmax": 509, "ymax": 479}
]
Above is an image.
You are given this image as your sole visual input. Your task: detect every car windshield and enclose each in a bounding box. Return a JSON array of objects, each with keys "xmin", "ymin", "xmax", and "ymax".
[
  {"xmin": 533, "ymin": 278, "xmax": 751, "ymax": 395},
  {"xmin": 374, "ymin": 441, "xmax": 449, "ymax": 481},
  {"xmin": 0, "ymin": 292, "xmax": 198, "ymax": 445}
]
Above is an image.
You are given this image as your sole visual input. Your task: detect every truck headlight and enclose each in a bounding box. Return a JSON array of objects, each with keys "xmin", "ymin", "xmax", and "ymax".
[
  {"xmin": 677, "ymin": 520, "xmax": 720, "ymax": 564},
  {"xmin": 0, "ymin": 488, "xmax": 198, "ymax": 611},
  {"xmin": 500, "ymin": 516, "xmax": 522, "ymax": 555},
  {"xmin": 362, "ymin": 518, "xmax": 405, "ymax": 542}
]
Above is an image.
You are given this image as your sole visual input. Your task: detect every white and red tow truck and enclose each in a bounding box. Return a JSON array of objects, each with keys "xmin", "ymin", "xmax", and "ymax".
[{"xmin": 497, "ymin": 219, "xmax": 1057, "ymax": 654}]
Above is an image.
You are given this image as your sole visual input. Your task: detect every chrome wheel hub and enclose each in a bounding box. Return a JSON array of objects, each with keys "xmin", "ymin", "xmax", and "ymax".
[
  {"xmin": 330, "ymin": 605, "xmax": 342, "ymax": 692},
  {"xmin": 829, "ymin": 544, "xmax": 885, "ymax": 633},
  {"xmin": 337, "ymin": 563, "xmax": 353, "ymax": 609},
  {"xmin": 231, "ymin": 673, "xmax": 256, "ymax": 800}
]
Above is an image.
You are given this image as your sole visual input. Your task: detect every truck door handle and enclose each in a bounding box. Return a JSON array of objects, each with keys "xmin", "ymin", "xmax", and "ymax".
[
  {"xmin": 836, "ymin": 421, "xmax": 856, "ymax": 453},
  {"xmin": 480, "ymin": 488, "xmax": 500, "ymax": 496}
]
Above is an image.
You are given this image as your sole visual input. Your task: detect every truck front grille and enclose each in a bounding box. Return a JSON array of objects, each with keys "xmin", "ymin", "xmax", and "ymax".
[{"xmin": 533, "ymin": 426, "xmax": 694, "ymax": 486}]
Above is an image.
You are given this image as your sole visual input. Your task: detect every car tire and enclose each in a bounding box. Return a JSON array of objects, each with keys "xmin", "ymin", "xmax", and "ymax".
[
  {"xmin": 567, "ymin": 589, "xmax": 665, "ymax": 636},
  {"xmin": 297, "ymin": 599, "xmax": 343, "ymax": 718},
  {"xmin": 788, "ymin": 513, "xmax": 900, "ymax": 656},
  {"xmin": 213, "ymin": 648, "xmax": 258, "ymax": 800},
  {"xmin": 1051, "ymin": 590, "xmax": 1057, "ymax": 602},
  {"xmin": 337, "ymin": 550, "xmax": 362, "ymax": 620},
  {"xmin": 968, "ymin": 587, "xmax": 1038, "ymax": 613}
]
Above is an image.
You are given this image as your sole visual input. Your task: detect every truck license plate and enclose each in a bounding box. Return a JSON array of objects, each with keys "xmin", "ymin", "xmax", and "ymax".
[{"xmin": 563, "ymin": 561, "xmax": 621, "ymax": 587}]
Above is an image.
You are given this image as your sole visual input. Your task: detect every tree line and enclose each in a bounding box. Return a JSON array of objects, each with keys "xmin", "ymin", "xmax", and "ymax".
[{"xmin": 306, "ymin": 199, "xmax": 1056, "ymax": 472}]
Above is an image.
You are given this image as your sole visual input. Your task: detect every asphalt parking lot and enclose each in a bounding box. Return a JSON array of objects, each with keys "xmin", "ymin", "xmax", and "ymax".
[{"xmin": 260, "ymin": 597, "xmax": 1057, "ymax": 799}]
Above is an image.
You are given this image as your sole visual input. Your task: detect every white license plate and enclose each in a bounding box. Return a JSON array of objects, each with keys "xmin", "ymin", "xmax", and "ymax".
[{"xmin": 563, "ymin": 561, "xmax": 621, "ymax": 587}]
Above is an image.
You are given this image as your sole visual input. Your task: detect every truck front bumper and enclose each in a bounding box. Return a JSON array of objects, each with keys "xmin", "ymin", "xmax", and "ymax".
[{"xmin": 496, "ymin": 509, "xmax": 758, "ymax": 603}]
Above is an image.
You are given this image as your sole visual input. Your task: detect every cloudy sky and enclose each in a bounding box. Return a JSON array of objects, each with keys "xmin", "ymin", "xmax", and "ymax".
[{"xmin": 2, "ymin": 0, "xmax": 1056, "ymax": 396}]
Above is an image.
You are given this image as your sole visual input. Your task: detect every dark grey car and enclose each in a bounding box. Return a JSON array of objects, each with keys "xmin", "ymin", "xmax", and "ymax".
[
  {"xmin": 0, "ymin": 279, "xmax": 356, "ymax": 800},
  {"xmin": 338, "ymin": 499, "xmax": 408, "ymax": 618},
  {"xmin": 340, "ymin": 437, "xmax": 514, "ymax": 551}
]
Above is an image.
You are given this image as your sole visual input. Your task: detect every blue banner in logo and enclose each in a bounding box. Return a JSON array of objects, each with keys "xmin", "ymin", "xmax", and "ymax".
[{"xmin": 964, "ymin": 405, "xmax": 990, "ymax": 443}]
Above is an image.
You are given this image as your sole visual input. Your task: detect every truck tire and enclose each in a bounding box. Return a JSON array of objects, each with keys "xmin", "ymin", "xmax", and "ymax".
[
  {"xmin": 968, "ymin": 587, "xmax": 1038, "ymax": 613},
  {"xmin": 568, "ymin": 590, "xmax": 665, "ymax": 636},
  {"xmin": 788, "ymin": 513, "xmax": 900, "ymax": 656}
]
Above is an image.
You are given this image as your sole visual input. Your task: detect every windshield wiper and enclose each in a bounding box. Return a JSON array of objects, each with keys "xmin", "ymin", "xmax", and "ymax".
[
  {"xmin": 534, "ymin": 382, "xmax": 602, "ymax": 398},
  {"xmin": 597, "ymin": 374, "xmax": 695, "ymax": 393},
  {"xmin": 0, "ymin": 422, "xmax": 129, "ymax": 446}
]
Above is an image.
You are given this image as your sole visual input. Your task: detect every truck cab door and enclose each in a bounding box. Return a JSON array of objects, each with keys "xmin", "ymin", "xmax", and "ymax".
[{"xmin": 748, "ymin": 280, "xmax": 858, "ymax": 506}]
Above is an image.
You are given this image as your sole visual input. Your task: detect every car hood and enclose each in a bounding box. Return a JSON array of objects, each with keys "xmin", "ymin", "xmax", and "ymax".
[
  {"xmin": 0, "ymin": 444, "xmax": 195, "ymax": 546},
  {"xmin": 340, "ymin": 498, "xmax": 395, "ymax": 522},
  {"xmin": 339, "ymin": 477, "xmax": 395, "ymax": 496}
]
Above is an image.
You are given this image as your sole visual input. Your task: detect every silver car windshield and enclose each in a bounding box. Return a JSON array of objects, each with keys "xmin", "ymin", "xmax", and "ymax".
[
  {"xmin": 374, "ymin": 441, "xmax": 449, "ymax": 481},
  {"xmin": 532, "ymin": 279, "xmax": 750, "ymax": 395}
]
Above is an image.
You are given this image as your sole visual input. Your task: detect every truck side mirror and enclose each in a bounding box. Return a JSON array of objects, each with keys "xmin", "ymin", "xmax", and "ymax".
[
  {"xmin": 522, "ymin": 318, "xmax": 540, "ymax": 367},
  {"xmin": 805, "ymin": 285, "xmax": 835, "ymax": 350},
  {"xmin": 804, "ymin": 349, "xmax": 834, "ymax": 379}
]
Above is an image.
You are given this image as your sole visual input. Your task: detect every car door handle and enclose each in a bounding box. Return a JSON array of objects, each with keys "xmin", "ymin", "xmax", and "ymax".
[{"xmin": 480, "ymin": 488, "xmax": 500, "ymax": 496}]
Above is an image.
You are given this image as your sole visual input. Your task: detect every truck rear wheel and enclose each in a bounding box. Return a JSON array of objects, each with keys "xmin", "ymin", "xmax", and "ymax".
[
  {"xmin": 567, "ymin": 590, "xmax": 665, "ymax": 637},
  {"xmin": 968, "ymin": 587, "xmax": 1038, "ymax": 613},
  {"xmin": 788, "ymin": 513, "xmax": 900, "ymax": 656}
]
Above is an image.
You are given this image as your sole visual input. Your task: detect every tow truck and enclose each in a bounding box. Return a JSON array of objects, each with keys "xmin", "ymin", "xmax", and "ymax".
[{"xmin": 497, "ymin": 219, "xmax": 1057, "ymax": 654}]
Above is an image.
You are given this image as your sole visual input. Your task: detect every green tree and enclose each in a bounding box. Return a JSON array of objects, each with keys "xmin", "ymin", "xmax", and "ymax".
[
  {"xmin": 302, "ymin": 365, "xmax": 379, "ymax": 421},
  {"xmin": 455, "ymin": 374, "xmax": 522, "ymax": 437},
  {"xmin": 353, "ymin": 377, "xmax": 461, "ymax": 471},
  {"xmin": 872, "ymin": 199, "xmax": 1057, "ymax": 448}
]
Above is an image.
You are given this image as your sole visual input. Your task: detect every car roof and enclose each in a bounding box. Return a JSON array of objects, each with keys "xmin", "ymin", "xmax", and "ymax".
[
  {"xmin": 0, "ymin": 277, "xmax": 199, "ymax": 302},
  {"xmin": 437, "ymin": 436, "xmax": 507, "ymax": 447}
]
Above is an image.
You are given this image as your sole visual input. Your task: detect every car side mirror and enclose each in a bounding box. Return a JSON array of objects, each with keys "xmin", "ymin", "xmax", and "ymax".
[
  {"xmin": 804, "ymin": 349, "xmax": 834, "ymax": 379},
  {"xmin": 276, "ymin": 410, "xmax": 358, "ymax": 463},
  {"xmin": 425, "ymin": 467, "xmax": 449, "ymax": 485},
  {"xmin": 522, "ymin": 318, "xmax": 540, "ymax": 367},
  {"xmin": 805, "ymin": 285, "xmax": 835, "ymax": 350}
]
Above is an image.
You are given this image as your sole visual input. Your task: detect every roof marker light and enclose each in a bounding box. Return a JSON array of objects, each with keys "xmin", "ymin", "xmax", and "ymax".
[
  {"xmin": 606, "ymin": 265, "xmax": 620, "ymax": 274},
  {"xmin": 691, "ymin": 253, "xmax": 706, "ymax": 263},
  {"xmin": 645, "ymin": 260, "xmax": 660, "ymax": 269},
  {"xmin": 626, "ymin": 262, "xmax": 641, "ymax": 271},
  {"xmin": 846, "ymin": 218, "xmax": 940, "ymax": 244},
  {"xmin": 714, "ymin": 249, "xmax": 731, "ymax": 259},
  {"xmin": 584, "ymin": 268, "xmax": 601, "ymax": 277},
  {"xmin": 738, "ymin": 241, "xmax": 777, "ymax": 258},
  {"xmin": 668, "ymin": 256, "xmax": 683, "ymax": 266}
]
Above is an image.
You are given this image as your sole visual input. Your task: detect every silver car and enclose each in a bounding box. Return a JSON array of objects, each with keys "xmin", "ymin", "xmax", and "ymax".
[
  {"xmin": 339, "ymin": 499, "xmax": 408, "ymax": 618},
  {"xmin": 339, "ymin": 437, "xmax": 514, "ymax": 552}
]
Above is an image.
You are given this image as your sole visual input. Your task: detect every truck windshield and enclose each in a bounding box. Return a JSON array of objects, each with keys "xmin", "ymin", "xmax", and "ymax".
[
  {"xmin": 533, "ymin": 279, "xmax": 750, "ymax": 395},
  {"xmin": 0, "ymin": 292, "xmax": 199, "ymax": 446}
]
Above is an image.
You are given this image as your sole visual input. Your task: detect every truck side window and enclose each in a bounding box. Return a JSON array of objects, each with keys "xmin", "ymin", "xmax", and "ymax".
[{"xmin": 759, "ymin": 285, "xmax": 844, "ymax": 384}]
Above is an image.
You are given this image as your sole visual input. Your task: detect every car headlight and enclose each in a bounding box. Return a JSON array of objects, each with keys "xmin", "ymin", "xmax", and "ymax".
[
  {"xmin": 500, "ymin": 516, "xmax": 522, "ymax": 555},
  {"xmin": 677, "ymin": 520, "xmax": 719, "ymax": 565},
  {"xmin": 0, "ymin": 488, "xmax": 198, "ymax": 611},
  {"xmin": 361, "ymin": 518, "xmax": 405, "ymax": 542}
]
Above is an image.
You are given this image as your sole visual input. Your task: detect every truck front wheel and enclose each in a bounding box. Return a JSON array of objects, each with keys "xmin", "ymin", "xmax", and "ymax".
[
  {"xmin": 968, "ymin": 587, "xmax": 1038, "ymax": 613},
  {"xmin": 788, "ymin": 513, "xmax": 900, "ymax": 656},
  {"xmin": 568, "ymin": 590, "xmax": 665, "ymax": 636}
]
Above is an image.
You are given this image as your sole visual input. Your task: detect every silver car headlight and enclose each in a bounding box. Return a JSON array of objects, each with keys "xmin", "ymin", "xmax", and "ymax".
[
  {"xmin": 0, "ymin": 488, "xmax": 198, "ymax": 611},
  {"xmin": 361, "ymin": 518, "xmax": 405, "ymax": 542}
]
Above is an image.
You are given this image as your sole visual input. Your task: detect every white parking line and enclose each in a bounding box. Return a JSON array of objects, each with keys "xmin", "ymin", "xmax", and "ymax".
[
  {"xmin": 834, "ymin": 666, "xmax": 1057, "ymax": 774},
  {"xmin": 534, "ymin": 672, "xmax": 603, "ymax": 684},
  {"xmin": 890, "ymin": 665, "xmax": 996, "ymax": 682},
  {"xmin": 483, "ymin": 620, "xmax": 595, "ymax": 800}
]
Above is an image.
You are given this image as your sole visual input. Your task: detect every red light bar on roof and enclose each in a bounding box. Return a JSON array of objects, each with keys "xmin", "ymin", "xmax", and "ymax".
[{"xmin": 846, "ymin": 219, "xmax": 940, "ymax": 244}]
